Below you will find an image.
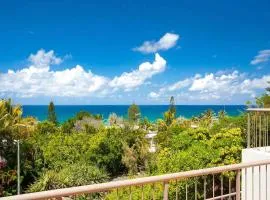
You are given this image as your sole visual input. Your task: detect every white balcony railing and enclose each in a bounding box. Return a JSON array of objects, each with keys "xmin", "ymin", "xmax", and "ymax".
[
  {"xmin": 247, "ymin": 108, "xmax": 270, "ymax": 148},
  {"xmin": 1, "ymin": 159, "xmax": 270, "ymax": 200}
]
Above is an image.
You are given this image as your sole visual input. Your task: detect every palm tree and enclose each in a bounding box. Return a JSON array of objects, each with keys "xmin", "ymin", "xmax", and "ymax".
[{"xmin": 0, "ymin": 99, "xmax": 22, "ymax": 133}]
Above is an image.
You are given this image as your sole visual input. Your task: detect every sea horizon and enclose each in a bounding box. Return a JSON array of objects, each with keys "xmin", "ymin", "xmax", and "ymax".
[
  {"xmin": 21, "ymin": 104, "xmax": 246, "ymax": 106},
  {"xmin": 22, "ymin": 104, "xmax": 246, "ymax": 123}
]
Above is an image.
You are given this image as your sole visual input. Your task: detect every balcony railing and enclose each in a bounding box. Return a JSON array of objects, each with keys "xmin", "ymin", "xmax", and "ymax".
[
  {"xmin": 247, "ymin": 108, "xmax": 270, "ymax": 148},
  {"xmin": 1, "ymin": 159, "xmax": 270, "ymax": 200}
]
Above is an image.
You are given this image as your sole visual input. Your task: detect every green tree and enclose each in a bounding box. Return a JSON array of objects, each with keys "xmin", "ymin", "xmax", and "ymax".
[
  {"xmin": 0, "ymin": 99, "xmax": 23, "ymax": 196},
  {"xmin": 198, "ymin": 109, "xmax": 214, "ymax": 127},
  {"xmin": 163, "ymin": 96, "xmax": 177, "ymax": 126},
  {"xmin": 209, "ymin": 128, "xmax": 243, "ymax": 165},
  {"xmin": 61, "ymin": 111, "xmax": 103, "ymax": 134},
  {"xmin": 36, "ymin": 121, "xmax": 58, "ymax": 135},
  {"xmin": 164, "ymin": 110, "xmax": 175, "ymax": 126},
  {"xmin": 0, "ymin": 99, "xmax": 36, "ymax": 196},
  {"xmin": 28, "ymin": 162, "xmax": 108, "ymax": 192},
  {"xmin": 245, "ymin": 100, "xmax": 252, "ymax": 108},
  {"xmin": 47, "ymin": 101, "xmax": 57, "ymax": 125},
  {"xmin": 169, "ymin": 96, "xmax": 176, "ymax": 116},
  {"xmin": 128, "ymin": 103, "xmax": 140, "ymax": 123},
  {"xmin": 75, "ymin": 111, "xmax": 92, "ymax": 120},
  {"xmin": 256, "ymin": 94, "xmax": 270, "ymax": 108},
  {"xmin": 266, "ymin": 81, "xmax": 270, "ymax": 92},
  {"xmin": 139, "ymin": 117, "xmax": 151, "ymax": 129},
  {"xmin": 122, "ymin": 135, "xmax": 149, "ymax": 175},
  {"xmin": 218, "ymin": 109, "xmax": 226, "ymax": 120},
  {"xmin": 61, "ymin": 111, "xmax": 91, "ymax": 134},
  {"xmin": 255, "ymin": 81, "xmax": 270, "ymax": 108}
]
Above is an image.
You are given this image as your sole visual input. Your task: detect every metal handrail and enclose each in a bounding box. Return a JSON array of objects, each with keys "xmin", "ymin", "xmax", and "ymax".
[
  {"xmin": 247, "ymin": 108, "xmax": 270, "ymax": 112},
  {"xmin": 1, "ymin": 159, "xmax": 270, "ymax": 200}
]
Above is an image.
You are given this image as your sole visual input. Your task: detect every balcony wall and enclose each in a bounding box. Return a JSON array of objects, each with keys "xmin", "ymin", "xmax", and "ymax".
[{"xmin": 242, "ymin": 147, "xmax": 270, "ymax": 200}]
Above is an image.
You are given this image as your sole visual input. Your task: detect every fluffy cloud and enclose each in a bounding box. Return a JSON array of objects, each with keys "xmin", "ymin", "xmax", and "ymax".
[
  {"xmin": 0, "ymin": 50, "xmax": 166, "ymax": 98},
  {"xmin": 0, "ymin": 50, "xmax": 108, "ymax": 97},
  {"xmin": 148, "ymin": 91, "xmax": 160, "ymax": 99},
  {"xmin": 250, "ymin": 49, "xmax": 270, "ymax": 65},
  {"xmin": 3, "ymin": 49, "xmax": 269, "ymax": 104},
  {"xmin": 188, "ymin": 71, "xmax": 270, "ymax": 98},
  {"xmin": 149, "ymin": 71, "xmax": 270, "ymax": 102},
  {"xmin": 133, "ymin": 33, "xmax": 179, "ymax": 54},
  {"xmin": 188, "ymin": 71, "xmax": 269, "ymax": 98},
  {"xmin": 109, "ymin": 53, "xmax": 166, "ymax": 91},
  {"xmin": 28, "ymin": 49, "xmax": 62, "ymax": 69},
  {"xmin": 189, "ymin": 71, "xmax": 240, "ymax": 92},
  {"xmin": 238, "ymin": 75, "xmax": 270, "ymax": 96},
  {"xmin": 168, "ymin": 78, "xmax": 194, "ymax": 91}
]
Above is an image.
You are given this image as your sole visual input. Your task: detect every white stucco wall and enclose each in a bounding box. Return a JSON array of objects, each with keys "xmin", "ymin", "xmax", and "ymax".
[{"xmin": 242, "ymin": 147, "xmax": 270, "ymax": 200}]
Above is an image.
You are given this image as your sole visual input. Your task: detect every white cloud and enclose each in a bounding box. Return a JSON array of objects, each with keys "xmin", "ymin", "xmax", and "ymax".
[
  {"xmin": 238, "ymin": 75, "xmax": 270, "ymax": 95},
  {"xmin": 250, "ymin": 49, "xmax": 270, "ymax": 65},
  {"xmin": 1, "ymin": 62, "xmax": 108, "ymax": 98},
  {"xmin": 148, "ymin": 71, "xmax": 270, "ymax": 103},
  {"xmin": 0, "ymin": 50, "xmax": 166, "ymax": 98},
  {"xmin": 133, "ymin": 33, "xmax": 180, "ymax": 53},
  {"xmin": 189, "ymin": 71, "xmax": 240, "ymax": 92},
  {"xmin": 3, "ymin": 49, "xmax": 269, "ymax": 104},
  {"xmin": 28, "ymin": 49, "xmax": 62, "ymax": 69},
  {"xmin": 168, "ymin": 78, "xmax": 193, "ymax": 91},
  {"xmin": 188, "ymin": 71, "xmax": 269, "ymax": 98},
  {"xmin": 109, "ymin": 53, "xmax": 166, "ymax": 91},
  {"xmin": 148, "ymin": 74, "xmax": 199, "ymax": 99},
  {"xmin": 0, "ymin": 50, "xmax": 108, "ymax": 97},
  {"xmin": 148, "ymin": 92, "xmax": 160, "ymax": 99}
]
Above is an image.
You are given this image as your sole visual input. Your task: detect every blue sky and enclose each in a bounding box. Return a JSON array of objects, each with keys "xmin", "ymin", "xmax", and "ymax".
[{"xmin": 0, "ymin": 0, "xmax": 270, "ymax": 105}]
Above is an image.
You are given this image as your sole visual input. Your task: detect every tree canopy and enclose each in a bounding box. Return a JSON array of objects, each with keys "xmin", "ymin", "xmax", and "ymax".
[
  {"xmin": 128, "ymin": 103, "xmax": 141, "ymax": 123},
  {"xmin": 47, "ymin": 101, "xmax": 57, "ymax": 125},
  {"xmin": 0, "ymin": 98, "xmax": 248, "ymax": 199}
]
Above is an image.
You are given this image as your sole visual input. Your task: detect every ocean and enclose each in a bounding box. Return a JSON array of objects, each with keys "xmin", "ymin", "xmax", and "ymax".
[{"xmin": 22, "ymin": 105, "xmax": 246, "ymax": 123}]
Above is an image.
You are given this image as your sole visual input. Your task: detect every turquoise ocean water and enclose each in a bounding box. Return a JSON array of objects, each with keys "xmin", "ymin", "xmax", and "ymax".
[{"xmin": 22, "ymin": 105, "xmax": 246, "ymax": 123}]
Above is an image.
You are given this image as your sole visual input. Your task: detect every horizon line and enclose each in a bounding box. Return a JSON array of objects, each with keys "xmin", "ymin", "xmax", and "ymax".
[{"xmin": 21, "ymin": 104, "xmax": 246, "ymax": 106}]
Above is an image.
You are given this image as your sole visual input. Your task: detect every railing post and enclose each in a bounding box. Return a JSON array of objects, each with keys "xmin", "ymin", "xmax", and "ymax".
[
  {"xmin": 248, "ymin": 113, "xmax": 250, "ymax": 148},
  {"xmin": 259, "ymin": 115, "xmax": 262, "ymax": 147},
  {"xmin": 163, "ymin": 181, "xmax": 169, "ymax": 200},
  {"xmin": 129, "ymin": 186, "xmax": 132, "ymax": 200},
  {"xmin": 204, "ymin": 177, "xmax": 207, "ymax": 200},
  {"xmin": 236, "ymin": 169, "xmax": 241, "ymax": 200}
]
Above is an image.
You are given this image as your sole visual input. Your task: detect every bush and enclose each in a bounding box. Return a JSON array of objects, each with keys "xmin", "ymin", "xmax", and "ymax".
[{"xmin": 28, "ymin": 162, "xmax": 108, "ymax": 192}]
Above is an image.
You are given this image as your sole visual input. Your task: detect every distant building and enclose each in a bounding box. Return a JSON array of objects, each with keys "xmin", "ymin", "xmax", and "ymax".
[{"xmin": 145, "ymin": 130, "xmax": 157, "ymax": 153}]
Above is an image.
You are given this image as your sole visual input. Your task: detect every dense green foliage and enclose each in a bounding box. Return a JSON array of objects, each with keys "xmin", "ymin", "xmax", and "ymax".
[
  {"xmin": 0, "ymin": 99, "xmax": 37, "ymax": 196},
  {"xmin": 28, "ymin": 163, "xmax": 108, "ymax": 192},
  {"xmin": 256, "ymin": 81, "xmax": 270, "ymax": 108},
  {"xmin": 61, "ymin": 111, "xmax": 102, "ymax": 134},
  {"xmin": 0, "ymin": 97, "xmax": 249, "ymax": 199}
]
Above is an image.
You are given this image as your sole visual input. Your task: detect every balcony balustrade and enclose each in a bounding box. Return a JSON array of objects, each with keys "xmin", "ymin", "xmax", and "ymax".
[{"xmin": 1, "ymin": 160, "xmax": 270, "ymax": 200}]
